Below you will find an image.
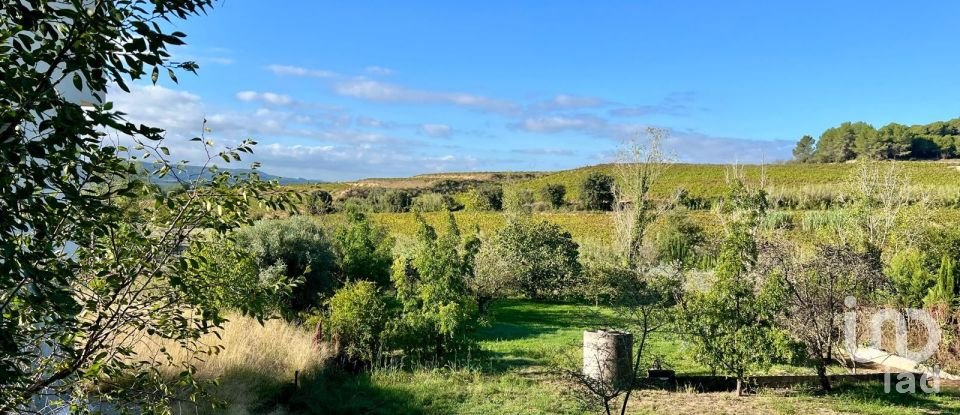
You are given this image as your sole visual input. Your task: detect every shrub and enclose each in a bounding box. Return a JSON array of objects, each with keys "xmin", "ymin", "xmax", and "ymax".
[
  {"xmin": 233, "ymin": 217, "xmax": 337, "ymax": 318},
  {"xmin": 476, "ymin": 217, "xmax": 582, "ymax": 300},
  {"xmin": 389, "ymin": 215, "xmax": 478, "ymax": 358},
  {"xmin": 411, "ymin": 192, "xmax": 463, "ymax": 212},
  {"xmin": 470, "ymin": 184, "xmax": 503, "ymax": 211},
  {"xmin": 541, "ymin": 184, "xmax": 566, "ymax": 209},
  {"xmin": 332, "ymin": 211, "xmax": 394, "ymax": 287},
  {"xmin": 308, "ymin": 190, "xmax": 334, "ymax": 214},
  {"xmin": 886, "ymin": 248, "xmax": 935, "ymax": 308},
  {"xmin": 654, "ymin": 212, "xmax": 706, "ymax": 268},
  {"xmin": 579, "ymin": 172, "xmax": 615, "ymax": 211},
  {"xmin": 326, "ymin": 280, "xmax": 388, "ymax": 364},
  {"xmin": 504, "ymin": 188, "xmax": 535, "ymax": 212},
  {"xmin": 373, "ymin": 189, "xmax": 414, "ymax": 213}
]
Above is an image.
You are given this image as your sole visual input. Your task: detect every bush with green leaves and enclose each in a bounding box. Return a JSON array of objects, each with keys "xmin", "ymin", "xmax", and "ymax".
[
  {"xmin": 925, "ymin": 255, "xmax": 957, "ymax": 307},
  {"xmin": 332, "ymin": 211, "xmax": 394, "ymax": 287},
  {"xmin": 326, "ymin": 280, "xmax": 389, "ymax": 365},
  {"xmin": 579, "ymin": 172, "xmax": 615, "ymax": 211},
  {"xmin": 308, "ymin": 190, "xmax": 334, "ymax": 214},
  {"xmin": 504, "ymin": 188, "xmax": 535, "ymax": 212},
  {"xmin": 654, "ymin": 212, "xmax": 706, "ymax": 268},
  {"xmin": 541, "ymin": 184, "xmax": 567, "ymax": 209},
  {"xmin": 476, "ymin": 217, "xmax": 582, "ymax": 300},
  {"xmin": 411, "ymin": 192, "xmax": 463, "ymax": 212},
  {"xmin": 389, "ymin": 215, "xmax": 478, "ymax": 358},
  {"xmin": 373, "ymin": 189, "xmax": 414, "ymax": 213},
  {"xmin": 233, "ymin": 216, "xmax": 337, "ymax": 318},
  {"xmin": 885, "ymin": 248, "xmax": 936, "ymax": 308},
  {"xmin": 470, "ymin": 184, "xmax": 504, "ymax": 211}
]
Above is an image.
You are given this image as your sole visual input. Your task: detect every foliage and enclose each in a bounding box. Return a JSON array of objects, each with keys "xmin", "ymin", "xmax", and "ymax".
[
  {"xmin": 233, "ymin": 217, "xmax": 337, "ymax": 318},
  {"xmin": 504, "ymin": 187, "xmax": 535, "ymax": 212},
  {"xmin": 389, "ymin": 214, "xmax": 478, "ymax": 358},
  {"xmin": 579, "ymin": 171, "xmax": 615, "ymax": 211},
  {"xmin": 760, "ymin": 242, "xmax": 880, "ymax": 391},
  {"xmin": 792, "ymin": 135, "xmax": 815, "ymax": 163},
  {"xmin": 469, "ymin": 184, "xmax": 504, "ymax": 211},
  {"xmin": 309, "ymin": 190, "xmax": 334, "ymax": 214},
  {"xmin": 411, "ymin": 192, "xmax": 462, "ymax": 212},
  {"xmin": 476, "ymin": 217, "xmax": 582, "ymax": 300},
  {"xmin": 373, "ymin": 189, "xmax": 414, "ymax": 213},
  {"xmin": 541, "ymin": 184, "xmax": 567, "ymax": 209},
  {"xmin": 678, "ymin": 180, "xmax": 786, "ymax": 395},
  {"xmin": 332, "ymin": 210, "xmax": 395, "ymax": 287},
  {"xmin": 885, "ymin": 248, "xmax": 935, "ymax": 308},
  {"xmin": 326, "ymin": 280, "xmax": 389, "ymax": 365},
  {"xmin": 924, "ymin": 255, "xmax": 957, "ymax": 308},
  {"xmin": 0, "ymin": 0, "xmax": 303, "ymax": 411},
  {"xmin": 654, "ymin": 211, "xmax": 705, "ymax": 268},
  {"xmin": 798, "ymin": 118, "xmax": 960, "ymax": 162}
]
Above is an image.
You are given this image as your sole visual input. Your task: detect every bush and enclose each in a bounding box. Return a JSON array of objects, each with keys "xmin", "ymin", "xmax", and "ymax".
[
  {"xmin": 579, "ymin": 172, "xmax": 615, "ymax": 211},
  {"xmin": 476, "ymin": 217, "xmax": 582, "ymax": 300},
  {"xmin": 308, "ymin": 190, "xmax": 334, "ymax": 214},
  {"xmin": 411, "ymin": 192, "xmax": 463, "ymax": 212},
  {"xmin": 504, "ymin": 188, "xmax": 535, "ymax": 212},
  {"xmin": 233, "ymin": 217, "xmax": 337, "ymax": 318},
  {"xmin": 470, "ymin": 184, "xmax": 503, "ymax": 211},
  {"xmin": 654, "ymin": 212, "xmax": 706, "ymax": 268},
  {"xmin": 389, "ymin": 215, "xmax": 478, "ymax": 358},
  {"xmin": 373, "ymin": 189, "xmax": 414, "ymax": 213},
  {"xmin": 886, "ymin": 248, "xmax": 935, "ymax": 308},
  {"xmin": 332, "ymin": 211, "xmax": 394, "ymax": 287},
  {"xmin": 541, "ymin": 184, "xmax": 566, "ymax": 209},
  {"xmin": 326, "ymin": 280, "xmax": 388, "ymax": 364}
]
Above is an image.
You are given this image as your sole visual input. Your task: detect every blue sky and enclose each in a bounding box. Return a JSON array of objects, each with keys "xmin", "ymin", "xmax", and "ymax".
[{"xmin": 117, "ymin": 1, "xmax": 960, "ymax": 180}]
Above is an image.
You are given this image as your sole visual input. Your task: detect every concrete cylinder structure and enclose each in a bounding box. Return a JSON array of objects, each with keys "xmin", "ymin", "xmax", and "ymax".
[{"xmin": 583, "ymin": 329, "xmax": 633, "ymax": 389}]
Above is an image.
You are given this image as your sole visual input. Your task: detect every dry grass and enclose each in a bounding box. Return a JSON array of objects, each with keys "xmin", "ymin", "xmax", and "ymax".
[{"xmin": 132, "ymin": 314, "xmax": 323, "ymax": 414}]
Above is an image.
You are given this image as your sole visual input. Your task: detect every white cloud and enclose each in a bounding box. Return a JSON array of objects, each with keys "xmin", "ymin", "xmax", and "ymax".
[
  {"xmin": 266, "ymin": 64, "xmax": 338, "ymax": 78},
  {"xmin": 235, "ymin": 90, "xmax": 293, "ymax": 105},
  {"xmin": 535, "ymin": 94, "xmax": 606, "ymax": 111},
  {"xmin": 364, "ymin": 65, "xmax": 394, "ymax": 76},
  {"xmin": 332, "ymin": 79, "xmax": 519, "ymax": 114},
  {"xmin": 419, "ymin": 123, "xmax": 452, "ymax": 138},
  {"xmin": 516, "ymin": 115, "xmax": 606, "ymax": 133}
]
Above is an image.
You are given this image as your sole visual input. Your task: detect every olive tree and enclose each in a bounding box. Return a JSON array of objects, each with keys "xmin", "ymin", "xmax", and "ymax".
[{"xmin": 0, "ymin": 1, "xmax": 295, "ymax": 411}]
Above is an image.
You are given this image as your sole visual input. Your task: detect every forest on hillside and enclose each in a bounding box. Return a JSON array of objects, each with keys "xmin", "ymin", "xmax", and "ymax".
[{"xmin": 793, "ymin": 118, "xmax": 960, "ymax": 162}]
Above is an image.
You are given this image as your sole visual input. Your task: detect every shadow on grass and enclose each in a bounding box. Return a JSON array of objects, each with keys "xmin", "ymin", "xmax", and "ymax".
[
  {"xmin": 286, "ymin": 370, "xmax": 427, "ymax": 415},
  {"xmin": 829, "ymin": 381, "xmax": 960, "ymax": 414}
]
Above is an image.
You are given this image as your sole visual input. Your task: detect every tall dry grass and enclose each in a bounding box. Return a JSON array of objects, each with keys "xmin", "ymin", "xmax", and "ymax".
[{"xmin": 133, "ymin": 314, "xmax": 323, "ymax": 414}]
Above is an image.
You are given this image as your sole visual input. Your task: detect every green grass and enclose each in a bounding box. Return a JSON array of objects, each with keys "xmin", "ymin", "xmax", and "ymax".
[{"xmin": 282, "ymin": 300, "xmax": 960, "ymax": 414}]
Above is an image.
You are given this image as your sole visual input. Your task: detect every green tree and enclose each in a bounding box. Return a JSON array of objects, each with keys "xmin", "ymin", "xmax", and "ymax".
[
  {"xmin": 580, "ymin": 171, "xmax": 616, "ymax": 211},
  {"xmin": 309, "ymin": 190, "xmax": 334, "ymax": 214},
  {"xmin": 0, "ymin": 1, "xmax": 298, "ymax": 411},
  {"xmin": 475, "ymin": 217, "xmax": 582, "ymax": 300},
  {"xmin": 233, "ymin": 217, "xmax": 337, "ymax": 318},
  {"xmin": 678, "ymin": 181, "xmax": 784, "ymax": 395},
  {"xmin": 886, "ymin": 248, "xmax": 935, "ymax": 308},
  {"xmin": 332, "ymin": 210, "xmax": 394, "ymax": 287},
  {"xmin": 924, "ymin": 255, "xmax": 956, "ymax": 308},
  {"xmin": 326, "ymin": 280, "xmax": 388, "ymax": 366},
  {"xmin": 470, "ymin": 184, "xmax": 504, "ymax": 211},
  {"xmin": 876, "ymin": 123, "xmax": 915, "ymax": 159},
  {"xmin": 390, "ymin": 214, "xmax": 478, "ymax": 359},
  {"xmin": 542, "ymin": 184, "xmax": 567, "ymax": 209},
  {"xmin": 792, "ymin": 135, "xmax": 816, "ymax": 163}
]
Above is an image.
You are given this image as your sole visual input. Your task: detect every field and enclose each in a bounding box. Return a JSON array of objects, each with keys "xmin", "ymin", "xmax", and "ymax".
[{"xmin": 183, "ymin": 300, "xmax": 960, "ymax": 415}]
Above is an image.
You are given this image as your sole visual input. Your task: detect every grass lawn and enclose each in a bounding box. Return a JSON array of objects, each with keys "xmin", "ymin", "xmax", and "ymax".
[{"xmin": 287, "ymin": 299, "xmax": 960, "ymax": 415}]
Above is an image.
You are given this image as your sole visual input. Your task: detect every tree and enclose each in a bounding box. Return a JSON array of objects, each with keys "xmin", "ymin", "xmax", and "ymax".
[
  {"xmin": 326, "ymin": 280, "xmax": 388, "ymax": 366},
  {"xmin": 471, "ymin": 184, "xmax": 504, "ymax": 211},
  {"xmin": 0, "ymin": 1, "xmax": 298, "ymax": 411},
  {"xmin": 309, "ymin": 190, "xmax": 334, "ymax": 214},
  {"xmin": 389, "ymin": 214, "xmax": 478, "ymax": 359},
  {"xmin": 760, "ymin": 242, "xmax": 880, "ymax": 391},
  {"xmin": 580, "ymin": 172, "xmax": 615, "ymax": 211},
  {"xmin": 475, "ymin": 217, "xmax": 582, "ymax": 300},
  {"xmin": 542, "ymin": 184, "xmax": 567, "ymax": 209},
  {"xmin": 678, "ymin": 179, "xmax": 785, "ymax": 395},
  {"xmin": 332, "ymin": 210, "xmax": 394, "ymax": 287},
  {"xmin": 792, "ymin": 135, "xmax": 815, "ymax": 163},
  {"xmin": 924, "ymin": 255, "xmax": 956, "ymax": 308},
  {"xmin": 233, "ymin": 217, "xmax": 337, "ymax": 318},
  {"xmin": 886, "ymin": 248, "xmax": 935, "ymax": 308},
  {"xmin": 877, "ymin": 123, "xmax": 914, "ymax": 159}
]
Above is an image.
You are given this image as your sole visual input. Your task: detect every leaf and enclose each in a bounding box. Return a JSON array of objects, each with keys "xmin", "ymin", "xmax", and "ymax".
[
  {"xmin": 151, "ymin": 67, "xmax": 159, "ymax": 84},
  {"xmin": 72, "ymin": 73, "xmax": 83, "ymax": 91}
]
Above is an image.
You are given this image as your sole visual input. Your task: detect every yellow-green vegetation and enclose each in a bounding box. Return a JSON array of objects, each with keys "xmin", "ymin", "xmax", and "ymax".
[{"xmin": 153, "ymin": 301, "xmax": 960, "ymax": 415}]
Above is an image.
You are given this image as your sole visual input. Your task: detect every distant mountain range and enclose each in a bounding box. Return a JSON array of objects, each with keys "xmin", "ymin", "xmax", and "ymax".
[{"xmin": 135, "ymin": 162, "xmax": 321, "ymax": 186}]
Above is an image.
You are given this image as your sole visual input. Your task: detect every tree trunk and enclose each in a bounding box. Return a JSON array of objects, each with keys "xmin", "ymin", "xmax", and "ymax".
[
  {"xmin": 817, "ymin": 361, "xmax": 832, "ymax": 392},
  {"xmin": 735, "ymin": 378, "xmax": 743, "ymax": 396}
]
